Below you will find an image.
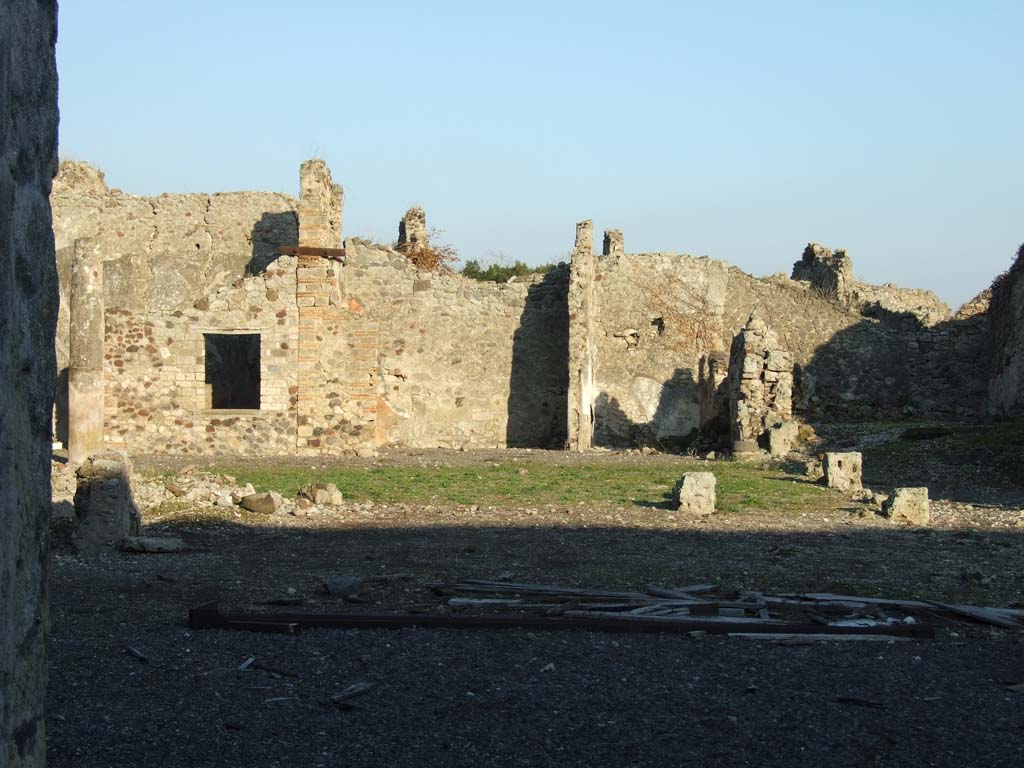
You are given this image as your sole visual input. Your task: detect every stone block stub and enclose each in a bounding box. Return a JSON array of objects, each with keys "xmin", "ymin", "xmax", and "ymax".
[
  {"xmin": 602, "ymin": 228, "xmax": 624, "ymax": 256},
  {"xmin": 298, "ymin": 159, "xmax": 344, "ymax": 249},
  {"xmin": 791, "ymin": 242, "xmax": 853, "ymax": 302},
  {"xmin": 574, "ymin": 220, "xmax": 594, "ymax": 255},
  {"xmin": 768, "ymin": 420, "xmax": 799, "ymax": 457},
  {"xmin": 673, "ymin": 472, "xmax": 716, "ymax": 515},
  {"xmin": 398, "ymin": 206, "xmax": 428, "ymax": 250},
  {"xmin": 882, "ymin": 487, "xmax": 929, "ymax": 525},
  {"xmin": 73, "ymin": 451, "xmax": 142, "ymax": 553},
  {"xmin": 823, "ymin": 451, "xmax": 863, "ymax": 492}
]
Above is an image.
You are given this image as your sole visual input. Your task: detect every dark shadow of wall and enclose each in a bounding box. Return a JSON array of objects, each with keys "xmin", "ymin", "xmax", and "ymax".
[
  {"xmin": 801, "ymin": 304, "xmax": 990, "ymax": 421},
  {"xmin": 54, "ymin": 367, "xmax": 68, "ymax": 445},
  {"xmin": 247, "ymin": 211, "xmax": 299, "ymax": 275},
  {"xmin": 506, "ymin": 268, "xmax": 570, "ymax": 447}
]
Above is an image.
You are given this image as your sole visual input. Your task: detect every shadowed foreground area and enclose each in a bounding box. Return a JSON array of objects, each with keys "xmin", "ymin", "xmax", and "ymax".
[{"xmin": 47, "ymin": 504, "xmax": 1024, "ymax": 767}]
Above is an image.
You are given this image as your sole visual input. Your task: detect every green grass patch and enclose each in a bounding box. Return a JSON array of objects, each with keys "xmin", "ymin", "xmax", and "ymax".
[{"xmin": 195, "ymin": 459, "xmax": 828, "ymax": 514}]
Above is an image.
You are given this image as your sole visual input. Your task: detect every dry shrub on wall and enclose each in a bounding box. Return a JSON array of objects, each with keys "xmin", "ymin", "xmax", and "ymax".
[
  {"xmin": 633, "ymin": 269, "xmax": 723, "ymax": 356},
  {"xmin": 396, "ymin": 228, "xmax": 459, "ymax": 273}
]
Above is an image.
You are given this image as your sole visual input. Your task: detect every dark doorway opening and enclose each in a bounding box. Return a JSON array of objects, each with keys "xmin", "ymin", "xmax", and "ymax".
[{"xmin": 204, "ymin": 333, "xmax": 261, "ymax": 409}]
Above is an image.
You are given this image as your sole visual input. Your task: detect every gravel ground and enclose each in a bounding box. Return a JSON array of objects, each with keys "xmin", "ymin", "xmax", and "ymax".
[{"xmin": 47, "ymin": 447, "xmax": 1024, "ymax": 767}]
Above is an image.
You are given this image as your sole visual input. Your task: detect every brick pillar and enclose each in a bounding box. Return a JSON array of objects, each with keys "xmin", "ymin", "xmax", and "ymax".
[
  {"xmin": 297, "ymin": 159, "xmax": 343, "ymax": 248},
  {"xmin": 68, "ymin": 238, "xmax": 105, "ymax": 464},
  {"xmin": 348, "ymin": 320, "xmax": 380, "ymax": 436},
  {"xmin": 294, "ymin": 159, "xmax": 356, "ymax": 453}
]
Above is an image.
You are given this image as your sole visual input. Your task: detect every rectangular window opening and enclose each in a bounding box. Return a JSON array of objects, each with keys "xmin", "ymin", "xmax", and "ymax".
[{"xmin": 204, "ymin": 333, "xmax": 261, "ymax": 409}]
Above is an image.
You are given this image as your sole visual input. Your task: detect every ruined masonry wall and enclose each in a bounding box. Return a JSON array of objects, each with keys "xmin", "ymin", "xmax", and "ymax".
[
  {"xmin": 988, "ymin": 245, "xmax": 1024, "ymax": 415},
  {"xmin": 102, "ymin": 260, "xmax": 299, "ymax": 455},
  {"xmin": 567, "ymin": 222, "xmax": 597, "ymax": 450},
  {"xmin": 52, "ymin": 158, "xmax": 999, "ymax": 458},
  {"xmin": 51, "ymin": 162, "xmax": 299, "ymax": 370},
  {"xmin": 1, "ymin": 2, "xmax": 59, "ymax": 765},
  {"xmin": 587, "ymin": 252, "xmax": 728, "ymax": 448},
  {"xmin": 849, "ymin": 281, "xmax": 952, "ymax": 327},
  {"xmin": 344, "ymin": 240, "xmax": 569, "ymax": 450},
  {"xmin": 725, "ymin": 272, "xmax": 988, "ymax": 419},
  {"xmin": 585, "ymin": 251, "xmax": 988, "ymax": 447}
]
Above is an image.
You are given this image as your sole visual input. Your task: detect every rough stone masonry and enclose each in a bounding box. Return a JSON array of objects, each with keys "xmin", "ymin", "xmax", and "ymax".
[
  {"xmin": 47, "ymin": 154, "xmax": 1017, "ymax": 456},
  {"xmin": 0, "ymin": 2, "xmax": 60, "ymax": 766},
  {"xmin": 726, "ymin": 311, "xmax": 794, "ymax": 455}
]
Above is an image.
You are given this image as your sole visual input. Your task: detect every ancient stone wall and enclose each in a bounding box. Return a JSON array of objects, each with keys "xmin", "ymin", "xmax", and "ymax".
[
  {"xmin": 848, "ymin": 281, "xmax": 952, "ymax": 326},
  {"xmin": 583, "ymin": 250, "xmax": 729, "ymax": 448},
  {"xmin": 344, "ymin": 240, "xmax": 569, "ymax": 450},
  {"xmin": 92, "ymin": 217, "xmax": 569, "ymax": 455},
  {"xmin": 52, "ymin": 161, "xmax": 1000, "ymax": 459},
  {"xmin": 791, "ymin": 242, "xmax": 853, "ymax": 302},
  {"xmin": 988, "ymin": 244, "xmax": 1024, "ymax": 415},
  {"xmin": 567, "ymin": 221, "xmax": 597, "ymax": 450},
  {"xmin": 724, "ymin": 268, "xmax": 988, "ymax": 420},
  {"xmin": 726, "ymin": 312, "xmax": 794, "ymax": 450},
  {"xmin": 51, "ymin": 161, "xmax": 299, "ymax": 370},
  {"xmin": 577, "ymin": 239, "xmax": 989, "ymax": 447},
  {"xmin": 101, "ymin": 260, "xmax": 299, "ymax": 455},
  {"xmin": 1, "ymin": 2, "xmax": 59, "ymax": 765}
]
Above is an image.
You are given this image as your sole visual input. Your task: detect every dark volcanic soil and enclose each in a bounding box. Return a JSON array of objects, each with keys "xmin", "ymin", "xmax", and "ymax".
[{"xmin": 47, "ymin": 448, "xmax": 1024, "ymax": 767}]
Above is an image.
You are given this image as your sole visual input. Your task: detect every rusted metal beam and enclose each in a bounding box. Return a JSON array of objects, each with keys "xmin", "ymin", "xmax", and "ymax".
[
  {"xmin": 276, "ymin": 245, "xmax": 346, "ymax": 260},
  {"xmin": 188, "ymin": 602, "xmax": 935, "ymax": 639}
]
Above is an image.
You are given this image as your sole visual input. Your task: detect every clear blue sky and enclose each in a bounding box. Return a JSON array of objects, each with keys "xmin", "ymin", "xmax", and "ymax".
[{"xmin": 57, "ymin": 1, "xmax": 1022, "ymax": 309}]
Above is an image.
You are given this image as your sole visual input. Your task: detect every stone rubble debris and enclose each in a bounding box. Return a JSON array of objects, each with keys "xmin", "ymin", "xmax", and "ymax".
[
  {"xmin": 298, "ymin": 482, "xmax": 344, "ymax": 507},
  {"xmin": 881, "ymin": 487, "xmax": 930, "ymax": 525}
]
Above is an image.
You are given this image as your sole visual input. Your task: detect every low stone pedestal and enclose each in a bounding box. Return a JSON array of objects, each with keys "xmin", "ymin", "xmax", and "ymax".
[
  {"xmin": 673, "ymin": 472, "xmax": 716, "ymax": 515},
  {"xmin": 768, "ymin": 421, "xmax": 799, "ymax": 457},
  {"xmin": 882, "ymin": 487, "xmax": 929, "ymax": 525},
  {"xmin": 824, "ymin": 452, "xmax": 863, "ymax": 492},
  {"xmin": 73, "ymin": 451, "xmax": 141, "ymax": 553}
]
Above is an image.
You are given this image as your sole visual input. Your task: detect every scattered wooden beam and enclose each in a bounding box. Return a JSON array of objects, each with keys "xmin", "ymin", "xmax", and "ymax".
[{"xmin": 188, "ymin": 602, "xmax": 935, "ymax": 638}]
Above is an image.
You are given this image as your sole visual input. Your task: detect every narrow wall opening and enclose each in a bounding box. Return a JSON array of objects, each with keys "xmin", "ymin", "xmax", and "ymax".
[{"xmin": 204, "ymin": 333, "xmax": 261, "ymax": 409}]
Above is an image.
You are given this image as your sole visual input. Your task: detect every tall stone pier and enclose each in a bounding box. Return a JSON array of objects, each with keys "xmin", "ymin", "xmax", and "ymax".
[
  {"xmin": 1, "ymin": 1, "xmax": 60, "ymax": 765},
  {"xmin": 567, "ymin": 220, "xmax": 597, "ymax": 450},
  {"xmin": 295, "ymin": 160, "xmax": 362, "ymax": 453},
  {"xmin": 68, "ymin": 239, "xmax": 105, "ymax": 464}
]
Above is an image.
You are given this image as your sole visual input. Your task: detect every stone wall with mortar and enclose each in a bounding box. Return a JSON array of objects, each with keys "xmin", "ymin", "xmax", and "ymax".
[
  {"xmin": 567, "ymin": 222, "xmax": 598, "ymax": 450},
  {"xmin": 572, "ymin": 241, "xmax": 989, "ymax": 448},
  {"xmin": 581, "ymin": 250, "xmax": 729, "ymax": 448},
  {"xmin": 51, "ymin": 161, "xmax": 298, "ymax": 370},
  {"xmin": 90, "ymin": 235, "xmax": 569, "ymax": 456},
  {"xmin": 101, "ymin": 260, "xmax": 300, "ymax": 455},
  {"xmin": 343, "ymin": 239, "xmax": 569, "ymax": 450},
  {"xmin": 1, "ymin": 2, "xmax": 59, "ymax": 765},
  {"xmin": 724, "ymin": 268, "xmax": 988, "ymax": 421},
  {"xmin": 52, "ymin": 162, "xmax": 999, "ymax": 458},
  {"xmin": 848, "ymin": 281, "xmax": 952, "ymax": 327}
]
